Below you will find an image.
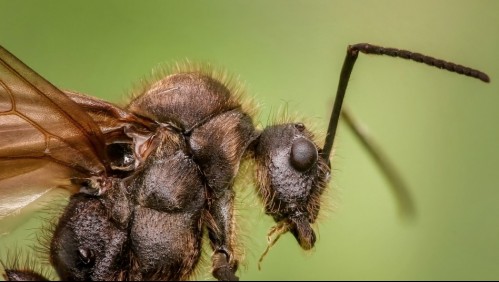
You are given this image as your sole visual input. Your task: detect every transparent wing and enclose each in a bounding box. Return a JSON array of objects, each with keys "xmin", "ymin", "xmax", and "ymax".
[{"xmin": 0, "ymin": 46, "xmax": 109, "ymax": 224}]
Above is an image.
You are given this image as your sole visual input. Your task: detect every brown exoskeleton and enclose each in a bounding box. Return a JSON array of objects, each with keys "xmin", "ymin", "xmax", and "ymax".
[{"xmin": 0, "ymin": 44, "xmax": 489, "ymax": 281}]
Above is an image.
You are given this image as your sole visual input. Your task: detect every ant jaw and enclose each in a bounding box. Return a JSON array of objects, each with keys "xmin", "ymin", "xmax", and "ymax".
[
  {"xmin": 289, "ymin": 216, "xmax": 316, "ymax": 250},
  {"xmin": 257, "ymin": 215, "xmax": 316, "ymax": 270}
]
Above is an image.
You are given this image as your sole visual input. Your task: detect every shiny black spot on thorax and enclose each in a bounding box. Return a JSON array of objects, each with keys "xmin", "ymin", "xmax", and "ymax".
[{"xmin": 107, "ymin": 142, "xmax": 134, "ymax": 172}]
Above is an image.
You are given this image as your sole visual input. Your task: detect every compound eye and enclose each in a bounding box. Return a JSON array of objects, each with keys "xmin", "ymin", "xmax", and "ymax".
[{"xmin": 290, "ymin": 137, "xmax": 318, "ymax": 172}]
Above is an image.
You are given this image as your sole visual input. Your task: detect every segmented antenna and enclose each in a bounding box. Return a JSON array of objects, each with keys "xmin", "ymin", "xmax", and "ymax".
[
  {"xmin": 321, "ymin": 43, "xmax": 490, "ymax": 162},
  {"xmin": 353, "ymin": 43, "xmax": 490, "ymax": 83}
]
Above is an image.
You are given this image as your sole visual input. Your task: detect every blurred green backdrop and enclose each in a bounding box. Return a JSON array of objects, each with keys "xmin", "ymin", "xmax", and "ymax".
[{"xmin": 1, "ymin": 0, "xmax": 498, "ymax": 280}]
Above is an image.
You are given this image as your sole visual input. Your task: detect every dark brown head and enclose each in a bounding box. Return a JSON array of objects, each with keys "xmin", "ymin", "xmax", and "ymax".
[{"xmin": 254, "ymin": 122, "xmax": 330, "ymax": 250}]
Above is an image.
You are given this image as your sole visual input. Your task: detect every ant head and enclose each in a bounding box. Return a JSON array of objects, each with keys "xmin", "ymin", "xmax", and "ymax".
[{"xmin": 254, "ymin": 122, "xmax": 330, "ymax": 250}]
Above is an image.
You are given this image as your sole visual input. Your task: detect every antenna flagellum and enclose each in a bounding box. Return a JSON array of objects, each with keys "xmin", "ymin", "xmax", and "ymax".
[{"xmin": 321, "ymin": 43, "xmax": 490, "ymax": 162}]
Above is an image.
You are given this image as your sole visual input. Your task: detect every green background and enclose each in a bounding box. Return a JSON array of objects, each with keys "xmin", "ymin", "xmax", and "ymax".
[{"xmin": 1, "ymin": 0, "xmax": 498, "ymax": 280}]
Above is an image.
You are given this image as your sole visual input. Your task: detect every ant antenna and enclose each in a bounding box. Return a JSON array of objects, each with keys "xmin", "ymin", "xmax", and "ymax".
[
  {"xmin": 319, "ymin": 43, "xmax": 490, "ymax": 218},
  {"xmin": 340, "ymin": 106, "xmax": 416, "ymax": 218},
  {"xmin": 321, "ymin": 43, "xmax": 490, "ymax": 162}
]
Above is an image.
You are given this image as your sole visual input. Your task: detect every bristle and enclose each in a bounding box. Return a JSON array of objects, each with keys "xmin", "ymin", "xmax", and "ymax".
[
  {"xmin": 0, "ymin": 189, "xmax": 68, "ymax": 281},
  {"xmin": 33, "ymin": 191, "xmax": 68, "ymax": 268},
  {"xmin": 266, "ymin": 105, "xmax": 327, "ymax": 149},
  {"xmin": 126, "ymin": 60, "xmax": 260, "ymax": 120},
  {"xmin": 231, "ymin": 158, "xmax": 259, "ymax": 262},
  {"xmin": 313, "ymin": 162, "xmax": 336, "ymax": 224},
  {"xmin": 0, "ymin": 247, "xmax": 54, "ymax": 281},
  {"xmin": 200, "ymin": 157, "xmax": 256, "ymax": 279},
  {"xmin": 193, "ymin": 232, "xmax": 209, "ymax": 281}
]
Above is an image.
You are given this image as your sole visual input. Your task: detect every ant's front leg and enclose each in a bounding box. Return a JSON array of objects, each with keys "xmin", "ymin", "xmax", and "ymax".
[{"xmin": 207, "ymin": 189, "xmax": 239, "ymax": 281}]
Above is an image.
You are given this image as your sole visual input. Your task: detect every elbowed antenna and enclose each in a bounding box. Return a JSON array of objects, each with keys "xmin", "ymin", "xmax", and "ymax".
[
  {"xmin": 320, "ymin": 43, "xmax": 490, "ymax": 162},
  {"xmin": 319, "ymin": 43, "xmax": 490, "ymax": 218}
]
